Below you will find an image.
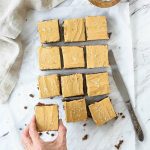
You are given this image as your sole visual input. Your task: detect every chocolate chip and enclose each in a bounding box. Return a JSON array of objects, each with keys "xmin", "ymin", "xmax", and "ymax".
[
  {"xmin": 114, "ymin": 140, "xmax": 124, "ymax": 149},
  {"xmin": 119, "ymin": 113, "xmax": 123, "ymax": 116},
  {"xmin": 108, "ymin": 32, "xmax": 112, "ymax": 38},
  {"xmin": 82, "ymin": 134, "xmax": 88, "ymax": 141},
  {"xmin": 25, "ymin": 124, "xmax": 27, "ymax": 126},
  {"xmin": 122, "ymin": 115, "xmax": 125, "ymax": 119},
  {"xmin": 83, "ymin": 123, "xmax": 87, "ymax": 127},
  {"xmin": 29, "ymin": 94, "xmax": 34, "ymax": 98},
  {"xmin": 19, "ymin": 128, "xmax": 22, "ymax": 130},
  {"xmin": 51, "ymin": 133, "xmax": 55, "ymax": 137},
  {"xmin": 39, "ymin": 132, "xmax": 42, "ymax": 136},
  {"xmin": 24, "ymin": 106, "xmax": 28, "ymax": 109},
  {"xmin": 46, "ymin": 132, "xmax": 49, "ymax": 135}
]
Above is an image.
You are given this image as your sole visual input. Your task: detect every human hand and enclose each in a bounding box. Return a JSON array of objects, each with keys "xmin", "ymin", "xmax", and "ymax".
[{"xmin": 21, "ymin": 116, "xmax": 67, "ymax": 150}]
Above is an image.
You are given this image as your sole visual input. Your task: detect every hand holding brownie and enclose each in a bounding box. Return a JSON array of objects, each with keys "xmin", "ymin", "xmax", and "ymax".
[{"xmin": 21, "ymin": 116, "xmax": 67, "ymax": 150}]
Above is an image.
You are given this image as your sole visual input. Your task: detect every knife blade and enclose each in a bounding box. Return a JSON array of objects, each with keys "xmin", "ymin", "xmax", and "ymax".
[{"xmin": 108, "ymin": 50, "xmax": 144, "ymax": 142}]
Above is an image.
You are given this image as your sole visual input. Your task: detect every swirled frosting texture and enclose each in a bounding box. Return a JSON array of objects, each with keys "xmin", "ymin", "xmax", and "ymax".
[{"xmin": 64, "ymin": 18, "xmax": 86, "ymax": 42}]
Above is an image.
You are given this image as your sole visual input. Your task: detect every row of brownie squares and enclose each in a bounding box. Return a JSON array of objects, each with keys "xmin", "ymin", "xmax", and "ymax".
[
  {"xmin": 38, "ymin": 73, "xmax": 110, "ymax": 99},
  {"xmin": 38, "ymin": 45, "xmax": 109, "ymax": 70},
  {"xmin": 38, "ymin": 16, "xmax": 109, "ymax": 43},
  {"xmin": 35, "ymin": 97, "xmax": 116, "ymax": 132}
]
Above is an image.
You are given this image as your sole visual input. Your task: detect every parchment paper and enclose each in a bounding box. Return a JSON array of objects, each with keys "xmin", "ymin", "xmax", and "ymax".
[{"xmin": 0, "ymin": 2, "xmax": 135, "ymax": 150}]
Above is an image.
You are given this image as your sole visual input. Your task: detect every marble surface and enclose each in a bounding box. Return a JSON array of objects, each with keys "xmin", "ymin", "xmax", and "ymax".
[{"xmin": 0, "ymin": 0, "xmax": 150, "ymax": 150}]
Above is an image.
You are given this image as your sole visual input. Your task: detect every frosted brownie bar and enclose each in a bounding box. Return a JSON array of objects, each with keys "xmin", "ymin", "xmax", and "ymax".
[
  {"xmin": 64, "ymin": 18, "xmax": 86, "ymax": 42},
  {"xmin": 35, "ymin": 104, "xmax": 58, "ymax": 131},
  {"xmin": 38, "ymin": 20, "xmax": 60, "ymax": 43},
  {"xmin": 89, "ymin": 97, "xmax": 116, "ymax": 125},
  {"xmin": 38, "ymin": 75, "xmax": 60, "ymax": 98},
  {"xmin": 85, "ymin": 16, "xmax": 109, "ymax": 40},
  {"xmin": 63, "ymin": 98, "xmax": 87, "ymax": 122}
]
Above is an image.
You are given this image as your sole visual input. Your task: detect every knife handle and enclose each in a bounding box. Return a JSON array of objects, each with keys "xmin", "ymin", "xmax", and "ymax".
[{"xmin": 126, "ymin": 101, "xmax": 144, "ymax": 141}]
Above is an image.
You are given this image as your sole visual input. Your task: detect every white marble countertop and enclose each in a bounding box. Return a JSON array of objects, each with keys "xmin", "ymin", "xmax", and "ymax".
[{"xmin": 1, "ymin": 0, "xmax": 150, "ymax": 150}]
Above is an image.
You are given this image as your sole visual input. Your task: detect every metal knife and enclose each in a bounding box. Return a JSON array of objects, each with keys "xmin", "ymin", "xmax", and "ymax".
[{"xmin": 109, "ymin": 50, "xmax": 144, "ymax": 141}]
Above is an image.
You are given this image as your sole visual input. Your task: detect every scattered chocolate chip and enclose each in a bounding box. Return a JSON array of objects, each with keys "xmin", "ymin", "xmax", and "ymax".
[
  {"xmin": 46, "ymin": 132, "xmax": 49, "ymax": 135},
  {"xmin": 19, "ymin": 128, "xmax": 22, "ymax": 130},
  {"xmin": 37, "ymin": 87, "xmax": 39, "ymax": 90},
  {"xmin": 83, "ymin": 123, "xmax": 87, "ymax": 127},
  {"xmin": 25, "ymin": 19, "xmax": 27, "ymax": 21},
  {"xmin": 114, "ymin": 140, "xmax": 124, "ymax": 149},
  {"xmin": 24, "ymin": 106, "xmax": 28, "ymax": 109},
  {"xmin": 82, "ymin": 134, "xmax": 88, "ymax": 141},
  {"xmin": 108, "ymin": 32, "xmax": 112, "ymax": 38},
  {"xmin": 29, "ymin": 94, "xmax": 34, "ymax": 98},
  {"xmin": 25, "ymin": 124, "xmax": 27, "ymax": 126},
  {"xmin": 122, "ymin": 115, "xmax": 125, "ymax": 119},
  {"xmin": 39, "ymin": 132, "xmax": 42, "ymax": 136},
  {"xmin": 51, "ymin": 133, "xmax": 55, "ymax": 137},
  {"xmin": 119, "ymin": 113, "xmax": 123, "ymax": 116}
]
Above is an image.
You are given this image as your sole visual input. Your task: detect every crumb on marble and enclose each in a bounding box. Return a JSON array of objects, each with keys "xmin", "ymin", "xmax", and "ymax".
[
  {"xmin": 24, "ymin": 106, "xmax": 28, "ymax": 109},
  {"xmin": 29, "ymin": 94, "xmax": 34, "ymax": 98},
  {"xmin": 122, "ymin": 115, "xmax": 125, "ymax": 119},
  {"xmin": 108, "ymin": 32, "xmax": 112, "ymax": 38},
  {"xmin": 82, "ymin": 134, "xmax": 88, "ymax": 141},
  {"xmin": 83, "ymin": 123, "xmax": 87, "ymax": 127},
  {"xmin": 114, "ymin": 140, "xmax": 124, "ymax": 149},
  {"xmin": 46, "ymin": 131, "xmax": 49, "ymax": 135}
]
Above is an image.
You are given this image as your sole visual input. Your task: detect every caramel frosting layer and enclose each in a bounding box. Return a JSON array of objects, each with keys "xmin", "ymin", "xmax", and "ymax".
[
  {"xmin": 38, "ymin": 20, "xmax": 60, "ymax": 43},
  {"xmin": 38, "ymin": 75, "xmax": 60, "ymax": 98},
  {"xmin": 61, "ymin": 74, "xmax": 84, "ymax": 98},
  {"xmin": 89, "ymin": 97, "xmax": 116, "ymax": 125},
  {"xmin": 38, "ymin": 46, "xmax": 61, "ymax": 70},
  {"xmin": 63, "ymin": 99, "xmax": 87, "ymax": 122},
  {"xmin": 86, "ymin": 72, "xmax": 110, "ymax": 96},
  {"xmin": 85, "ymin": 16, "xmax": 109, "ymax": 40},
  {"xmin": 64, "ymin": 18, "xmax": 86, "ymax": 42},
  {"xmin": 86, "ymin": 45, "xmax": 109, "ymax": 68},
  {"xmin": 62, "ymin": 46, "xmax": 85, "ymax": 68},
  {"xmin": 35, "ymin": 104, "xmax": 58, "ymax": 131}
]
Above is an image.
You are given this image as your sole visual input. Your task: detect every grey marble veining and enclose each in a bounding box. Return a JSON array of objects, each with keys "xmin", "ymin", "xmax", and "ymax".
[{"xmin": 129, "ymin": 1, "xmax": 150, "ymax": 150}]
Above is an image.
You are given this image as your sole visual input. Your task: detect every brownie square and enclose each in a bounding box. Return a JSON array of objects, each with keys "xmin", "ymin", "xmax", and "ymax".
[
  {"xmin": 35, "ymin": 104, "xmax": 59, "ymax": 131},
  {"xmin": 85, "ymin": 16, "xmax": 109, "ymax": 40},
  {"xmin": 86, "ymin": 45, "xmax": 109, "ymax": 68},
  {"xmin": 38, "ymin": 75, "xmax": 60, "ymax": 98},
  {"xmin": 89, "ymin": 97, "xmax": 116, "ymax": 125},
  {"xmin": 63, "ymin": 98, "xmax": 87, "ymax": 122},
  {"xmin": 86, "ymin": 73, "xmax": 110, "ymax": 96},
  {"xmin": 38, "ymin": 46, "xmax": 61, "ymax": 70},
  {"xmin": 61, "ymin": 74, "xmax": 84, "ymax": 98},
  {"xmin": 38, "ymin": 20, "xmax": 60, "ymax": 43},
  {"xmin": 62, "ymin": 46, "xmax": 85, "ymax": 69},
  {"xmin": 64, "ymin": 18, "xmax": 86, "ymax": 42}
]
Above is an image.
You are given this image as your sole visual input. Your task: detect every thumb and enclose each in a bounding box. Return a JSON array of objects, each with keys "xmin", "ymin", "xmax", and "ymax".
[
  {"xmin": 56, "ymin": 119, "xmax": 67, "ymax": 143},
  {"xmin": 29, "ymin": 116, "xmax": 40, "ymax": 143}
]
